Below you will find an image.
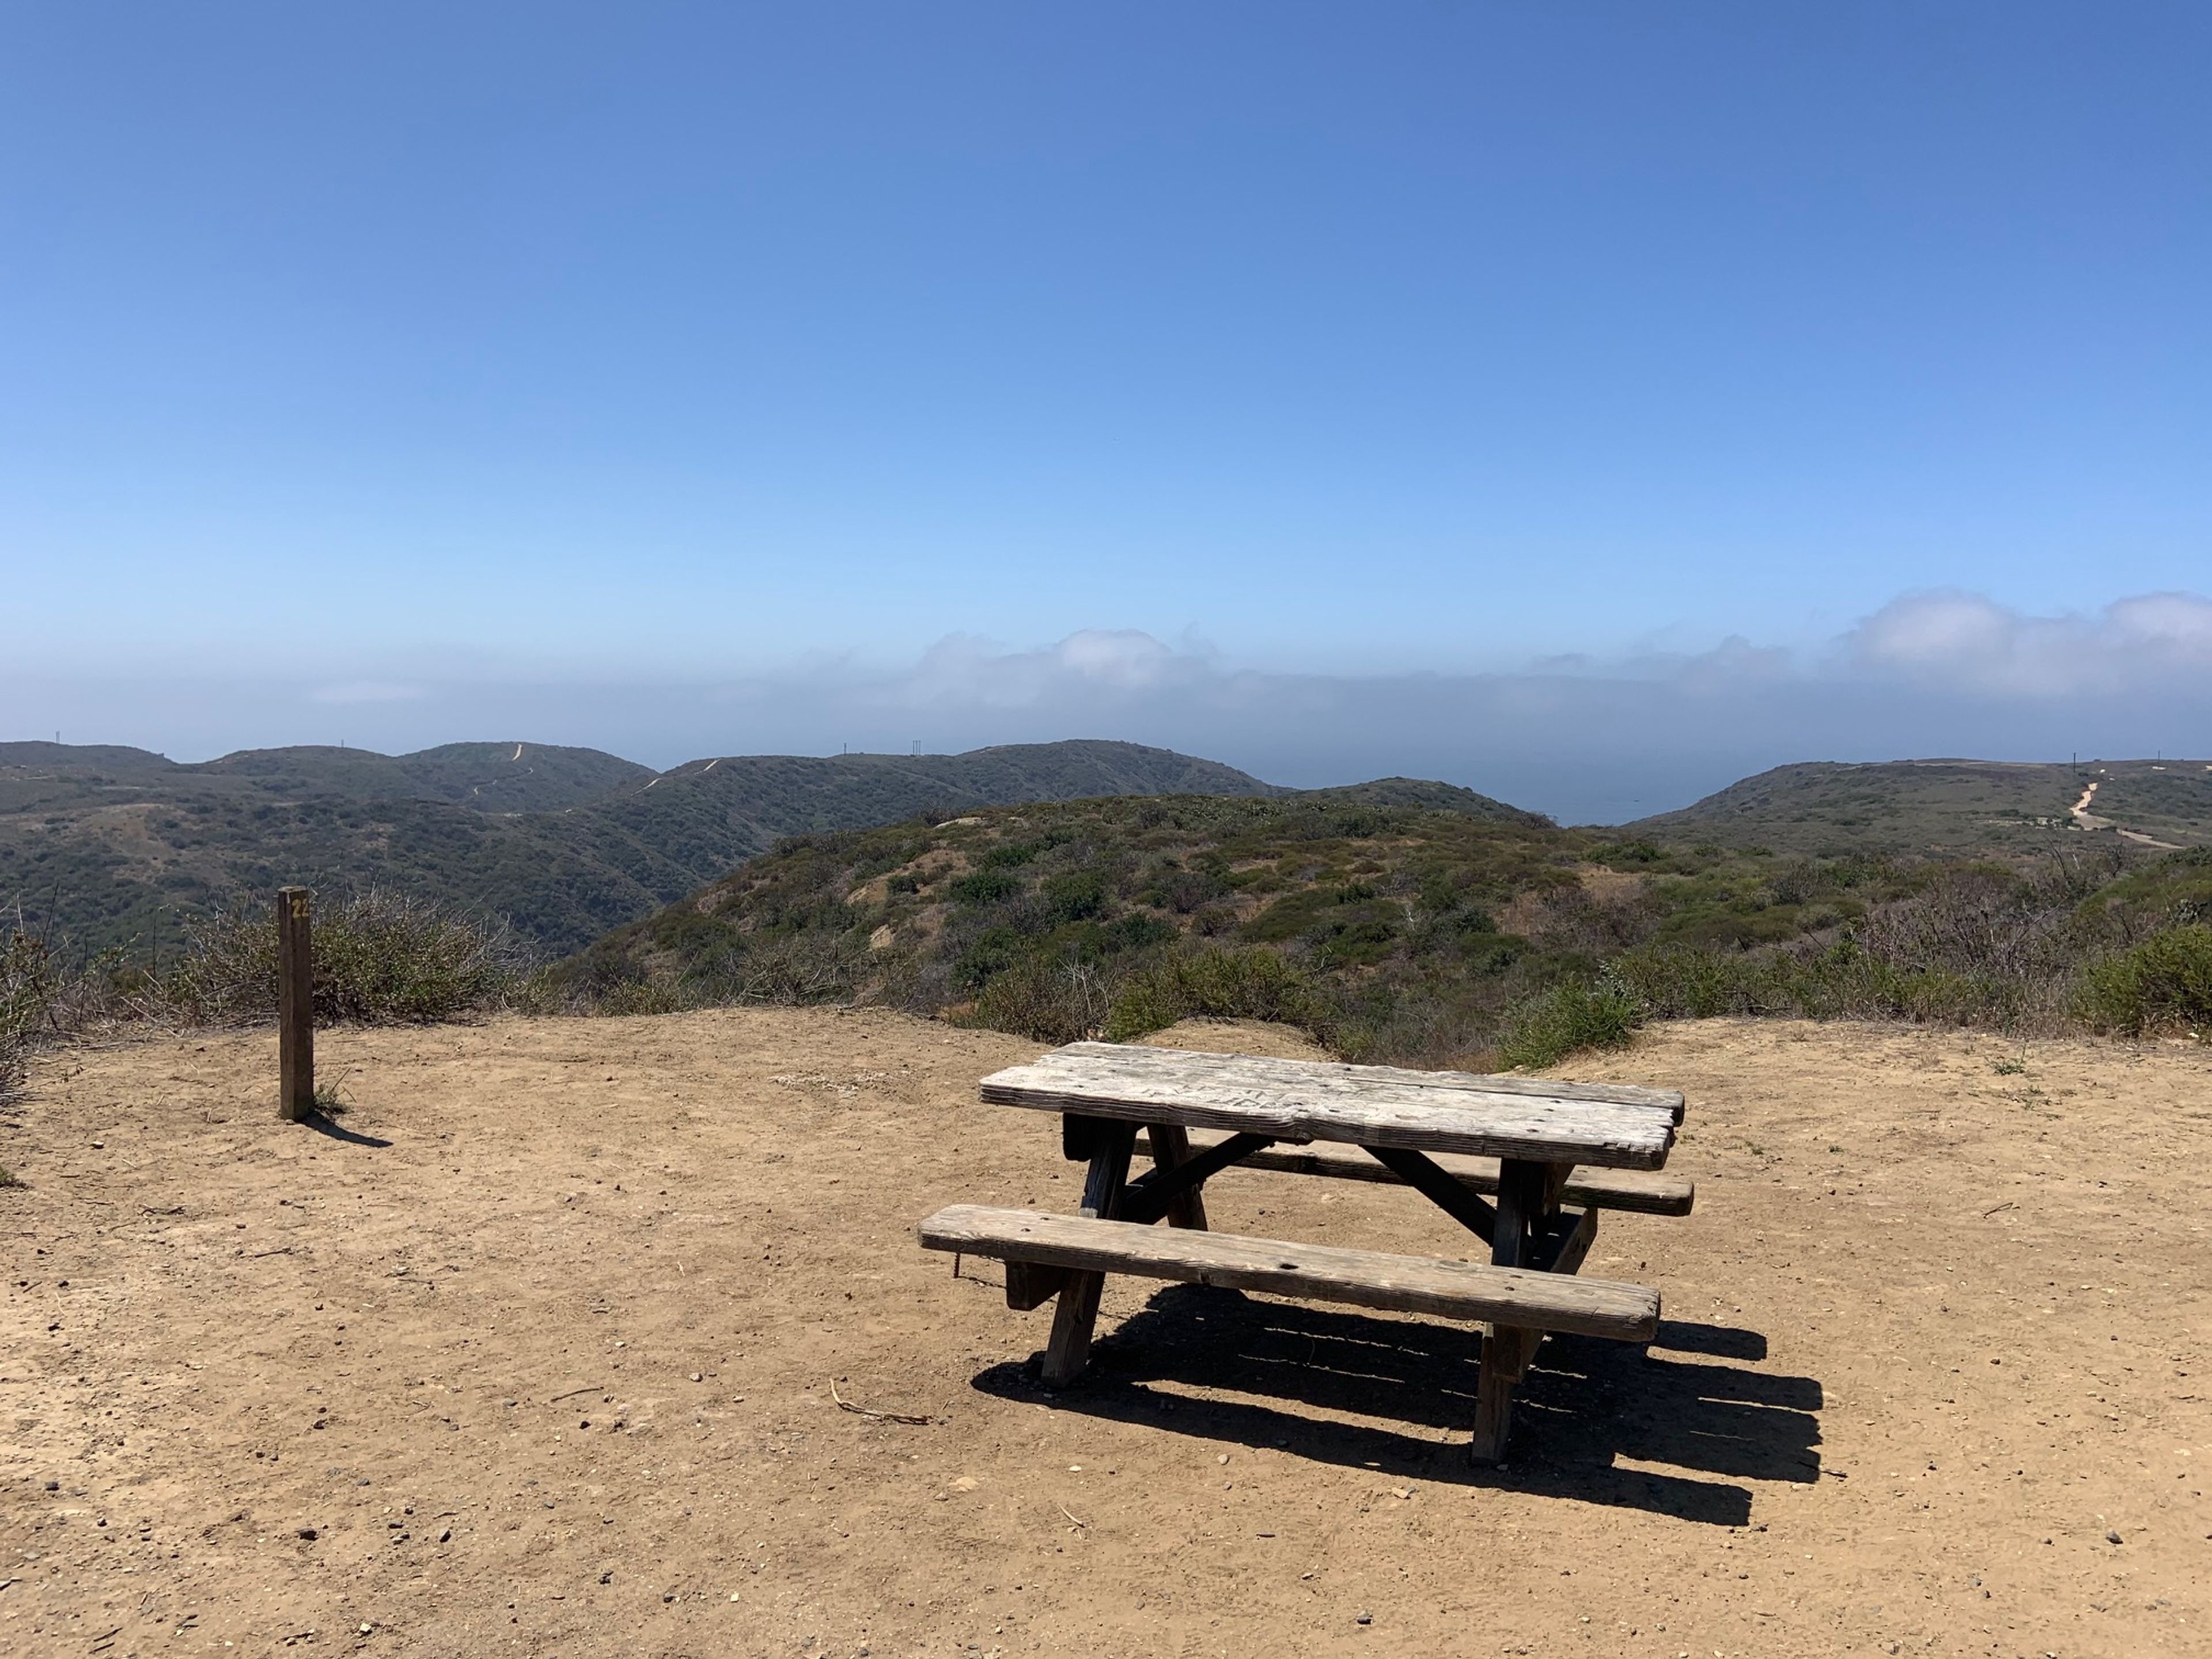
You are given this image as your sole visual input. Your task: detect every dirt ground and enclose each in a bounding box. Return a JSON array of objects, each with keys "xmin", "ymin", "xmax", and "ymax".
[{"xmin": 3, "ymin": 1009, "xmax": 2209, "ymax": 1659}]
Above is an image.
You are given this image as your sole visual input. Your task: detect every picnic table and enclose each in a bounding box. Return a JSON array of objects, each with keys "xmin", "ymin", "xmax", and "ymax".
[{"xmin": 919, "ymin": 1041, "xmax": 1694, "ymax": 1463}]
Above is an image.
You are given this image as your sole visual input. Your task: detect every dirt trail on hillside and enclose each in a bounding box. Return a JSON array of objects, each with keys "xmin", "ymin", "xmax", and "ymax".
[
  {"xmin": 2069, "ymin": 779, "xmax": 2185, "ymax": 849},
  {"xmin": 3, "ymin": 1012, "xmax": 2209, "ymax": 1658}
]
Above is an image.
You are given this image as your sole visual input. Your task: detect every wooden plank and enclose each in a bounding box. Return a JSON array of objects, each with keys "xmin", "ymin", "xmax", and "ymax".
[
  {"xmin": 1145, "ymin": 1121, "xmax": 1209, "ymax": 1231},
  {"xmin": 1119, "ymin": 1132, "xmax": 1273, "ymax": 1228},
  {"xmin": 1531, "ymin": 1206, "xmax": 1597, "ymax": 1276},
  {"xmin": 1129, "ymin": 1131, "xmax": 1694, "ymax": 1215},
  {"xmin": 276, "ymin": 887, "xmax": 314, "ymax": 1123},
  {"xmin": 983, "ymin": 1043, "xmax": 1676, "ymax": 1169},
  {"xmin": 1005, "ymin": 1259, "xmax": 1066, "ymax": 1312},
  {"xmin": 1052, "ymin": 1040, "xmax": 1685, "ymax": 1119},
  {"xmin": 1470, "ymin": 1157, "xmax": 1548, "ymax": 1465},
  {"xmin": 1469, "ymin": 1330, "xmax": 1518, "ymax": 1465},
  {"xmin": 1362, "ymin": 1145, "xmax": 1496, "ymax": 1243},
  {"xmin": 918, "ymin": 1206, "xmax": 1661, "ymax": 1341},
  {"xmin": 1040, "ymin": 1123, "xmax": 1135, "ymax": 1385},
  {"xmin": 1491, "ymin": 1158, "xmax": 1541, "ymax": 1268},
  {"xmin": 1279, "ymin": 1053, "xmax": 1687, "ymax": 1124}
]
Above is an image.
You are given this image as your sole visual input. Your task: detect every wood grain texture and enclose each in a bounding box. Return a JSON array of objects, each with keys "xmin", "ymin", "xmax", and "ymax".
[
  {"xmin": 1041, "ymin": 1122, "xmax": 1134, "ymax": 1385},
  {"xmin": 1145, "ymin": 1121, "xmax": 1209, "ymax": 1231},
  {"xmin": 983, "ymin": 1043, "xmax": 1677, "ymax": 1169},
  {"xmin": 1128, "ymin": 1131, "xmax": 1695, "ymax": 1215},
  {"xmin": 1468, "ymin": 1334, "xmax": 1518, "ymax": 1465},
  {"xmin": 1050, "ymin": 1040, "xmax": 1683, "ymax": 1118},
  {"xmin": 276, "ymin": 887, "xmax": 313, "ymax": 1123},
  {"xmin": 918, "ymin": 1205, "xmax": 1661, "ymax": 1340}
]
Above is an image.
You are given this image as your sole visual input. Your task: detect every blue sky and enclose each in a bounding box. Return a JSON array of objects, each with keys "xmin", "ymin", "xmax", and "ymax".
[{"xmin": 5, "ymin": 4, "xmax": 2209, "ymax": 816}]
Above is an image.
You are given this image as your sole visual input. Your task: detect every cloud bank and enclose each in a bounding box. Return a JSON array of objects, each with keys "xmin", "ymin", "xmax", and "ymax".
[
  {"xmin": 9, "ymin": 592, "xmax": 2211, "ymax": 825},
  {"xmin": 1846, "ymin": 590, "xmax": 2212, "ymax": 696}
]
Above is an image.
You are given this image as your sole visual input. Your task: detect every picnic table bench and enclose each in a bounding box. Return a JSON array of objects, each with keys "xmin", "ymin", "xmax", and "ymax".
[{"xmin": 919, "ymin": 1041, "xmax": 1694, "ymax": 1463}]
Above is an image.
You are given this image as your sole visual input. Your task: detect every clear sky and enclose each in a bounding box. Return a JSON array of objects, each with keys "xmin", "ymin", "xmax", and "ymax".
[{"xmin": 5, "ymin": 4, "xmax": 2209, "ymax": 818}]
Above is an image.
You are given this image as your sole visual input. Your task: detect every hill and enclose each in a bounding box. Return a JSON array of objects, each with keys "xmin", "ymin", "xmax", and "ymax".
[
  {"xmin": 0, "ymin": 738, "xmax": 1286, "ymax": 957},
  {"xmin": 571, "ymin": 773, "xmax": 2212, "ymax": 1062},
  {"xmin": 566, "ymin": 786, "xmax": 1914, "ymax": 1062},
  {"xmin": 1631, "ymin": 757, "xmax": 2212, "ymax": 857}
]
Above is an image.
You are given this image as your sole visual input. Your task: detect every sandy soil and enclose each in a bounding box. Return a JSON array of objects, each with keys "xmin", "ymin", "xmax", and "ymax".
[{"xmin": 3, "ymin": 1009, "xmax": 2209, "ymax": 1658}]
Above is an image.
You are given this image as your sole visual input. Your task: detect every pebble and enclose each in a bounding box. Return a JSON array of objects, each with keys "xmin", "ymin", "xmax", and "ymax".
[
  {"xmin": 2106, "ymin": 1529, "xmax": 2123, "ymax": 1544},
  {"xmin": 1355, "ymin": 1611, "xmax": 1373, "ymax": 1625},
  {"xmin": 297, "ymin": 1527, "xmax": 317, "ymax": 1541}
]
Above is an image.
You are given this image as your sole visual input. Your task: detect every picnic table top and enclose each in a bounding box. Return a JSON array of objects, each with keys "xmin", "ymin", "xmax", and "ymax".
[{"xmin": 979, "ymin": 1041, "xmax": 1681, "ymax": 1170}]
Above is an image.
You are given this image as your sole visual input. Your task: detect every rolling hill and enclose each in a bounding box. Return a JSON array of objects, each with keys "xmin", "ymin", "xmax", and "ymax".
[
  {"xmin": 564, "ymin": 784, "xmax": 1930, "ymax": 1061},
  {"xmin": 1630, "ymin": 758, "xmax": 2212, "ymax": 857},
  {"xmin": 0, "ymin": 738, "xmax": 1289, "ymax": 958},
  {"xmin": 567, "ymin": 773, "xmax": 2212, "ymax": 1065}
]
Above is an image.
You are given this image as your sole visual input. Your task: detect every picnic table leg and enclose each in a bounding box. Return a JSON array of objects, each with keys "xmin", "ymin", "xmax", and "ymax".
[
  {"xmin": 1470, "ymin": 1157, "xmax": 1552, "ymax": 1464},
  {"xmin": 1041, "ymin": 1117, "xmax": 1136, "ymax": 1386},
  {"xmin": 1145, "ymin": 1122, "xmax": 1210, "ymax": 1231}
]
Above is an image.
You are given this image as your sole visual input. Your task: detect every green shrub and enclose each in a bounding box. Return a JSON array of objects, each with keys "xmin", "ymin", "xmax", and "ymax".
[
  {"xmin": 1103, "ymin": 912, "xmax": 1177, "ymax": 952},
  {"xmin": 952, "ymin": 925, "xmax": 1030, "ymax": 991},
  {"xmin": 1611, "ymin": 942, "xmax": 1772, "ymax": 1019},
  {"xmin": 1495, "ymin": 972, "xmax": 1643, "ymax": 1071},
  {"xmin": 159, "ymin": 889, "xmax": 525, "ymax": 1025},
  {"xmin": 1588, "ymin": 839, "xmax": 1664, "ymax": 868},
  {"xmin": 965, "ymin": 952, "xmax": 1112, "ymax": 1044},
  {"xmin": 1104, "ymin": 947, "xmax": 1332, "ymax": 1043},
  {"xmin": 1041, "ymin": 868, "xmax": 1108, "ymax": 924},
  {"xmin": 2077, "ymin": 924, "xmax": 2212, "ymax": 1036},
  {"xmin": 948, "ymin": 868, "xmax": 1022, "ymax": 906}
]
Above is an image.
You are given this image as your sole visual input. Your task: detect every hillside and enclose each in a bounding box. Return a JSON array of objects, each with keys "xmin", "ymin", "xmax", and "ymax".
[
  {"xmin": 568, "ymin": 787, "xmax": 1923, "ymax": 1062},
  {"xmin": 1632, "ymin": 757, "xmax": 2212, "ymax": 857},
  {"xmin": 0, "ymin": 738, "xmax": 1283, "ymax": 958},
  {"xmin": 573, "ymin": 772, "xmax": 2212, "ymax": 1062}
]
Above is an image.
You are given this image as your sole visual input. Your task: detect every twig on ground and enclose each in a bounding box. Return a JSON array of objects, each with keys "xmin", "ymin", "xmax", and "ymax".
[
  {"xmin": 547, "ymin": 1384, "xmax": 606, "ymax": 1404},
  {"xmin": 830, "ymin": 1378, "xmax": 937, "ymax": 1425},
  {"xmin": 1058, "ymin": 1503, "xmax": 1088, "ymax": 1529},
  {"xmin": 1982, "ymin": 1200, "xmax": 2017, "ymax": 1217}
]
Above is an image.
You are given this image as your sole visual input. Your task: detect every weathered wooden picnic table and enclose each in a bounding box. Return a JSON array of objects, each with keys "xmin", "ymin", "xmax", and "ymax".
[{"xmin": 919, "ymin": 1041, "xmax": 1694, "ymax": 1463}]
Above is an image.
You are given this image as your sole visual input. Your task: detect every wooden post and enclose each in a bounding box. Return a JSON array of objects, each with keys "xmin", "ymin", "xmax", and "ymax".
[
  {"xmin": 277, "ymin": 887, "xmax": 314, "ymax": 1122},
  {"xmin": 1470, "ymin": 1157, "xmax": 1550, "ymax": 1464},
  {"xmin": 1040, "ymin": 1119, "xmax": 1135, "ymax": 1385},
  {"xmin": 1145, "ymin": 1122, "xmax": 1210, "ymax": 1231}
]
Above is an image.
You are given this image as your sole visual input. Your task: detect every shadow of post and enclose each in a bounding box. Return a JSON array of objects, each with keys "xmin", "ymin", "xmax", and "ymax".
[
  {"xmin": 968, "ymin": 1285, "xmax": 1822, "ymax": 1526},
  {"xmin": 301, "ymin": 1109, "xmax": 392, "ymax": 1149}
]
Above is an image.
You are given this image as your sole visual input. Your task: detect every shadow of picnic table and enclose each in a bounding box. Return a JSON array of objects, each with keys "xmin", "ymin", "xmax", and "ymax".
[{"xmin": 968, "ymin": 1283, "xmax": 1821, "ymax": 1527}]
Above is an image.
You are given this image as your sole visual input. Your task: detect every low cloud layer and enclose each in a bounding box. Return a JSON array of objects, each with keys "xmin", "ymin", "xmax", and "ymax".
[
  {"xmin": 1846, "ymin": 590, "xmax": 2212, "ymax": 697},
  {"xmin": 10, "ymin": 591, "xmax": 2210, "ymax": 825}
]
